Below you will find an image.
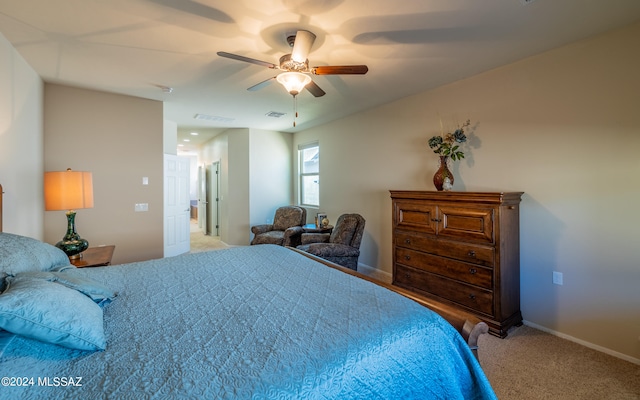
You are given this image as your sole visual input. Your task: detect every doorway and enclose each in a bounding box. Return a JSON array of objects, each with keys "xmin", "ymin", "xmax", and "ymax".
[
  {"xmin": 206, "ymin": 161, "xmax": 220, "ymax": 236},
  {"xmin": 197, "ymin": 161, "xmax": 220, "ymax": 237}
]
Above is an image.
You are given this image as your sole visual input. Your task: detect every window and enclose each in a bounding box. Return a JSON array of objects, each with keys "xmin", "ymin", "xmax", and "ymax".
[{"xmin": 299, "ymin": 142, "xmax": 319, "ymax": 207}]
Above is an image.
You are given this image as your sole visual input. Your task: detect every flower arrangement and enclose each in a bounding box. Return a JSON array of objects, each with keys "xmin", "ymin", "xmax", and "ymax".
[{"xmin": 427, "ymin": 119, "xmax": 471, "ymax": 161}]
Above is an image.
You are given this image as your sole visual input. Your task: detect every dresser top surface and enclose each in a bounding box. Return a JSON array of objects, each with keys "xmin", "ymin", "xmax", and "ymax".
[{"xmin": 390, "ymin": 190, "xmax": 524, "ymax": 203}]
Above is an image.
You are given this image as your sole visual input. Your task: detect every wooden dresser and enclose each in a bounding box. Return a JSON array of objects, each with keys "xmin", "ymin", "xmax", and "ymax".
[{"xmin": 390, "ymin": 191, "xmax": 523, "ymax": 337}]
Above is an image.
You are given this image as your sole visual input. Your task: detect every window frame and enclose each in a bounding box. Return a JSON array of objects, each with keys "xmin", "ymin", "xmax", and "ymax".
[{"xmin": 298, "ymin": 142, "xmax": 319, "ymax": 208}]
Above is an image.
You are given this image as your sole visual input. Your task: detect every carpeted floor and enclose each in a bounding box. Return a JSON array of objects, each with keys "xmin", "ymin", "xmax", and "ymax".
[
  {"xmin": 479, "ymin": 325, "xmax": 640, "ymax": 399},
  {"xmin": 189, "ymin": 230, "xmax": 229, "ymax": 253}
]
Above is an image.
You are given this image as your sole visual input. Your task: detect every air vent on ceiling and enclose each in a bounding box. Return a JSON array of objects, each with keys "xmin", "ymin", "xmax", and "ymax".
[
  {"xmin": 193, "ymin": 113, "xmax": 234, "ymax": 123},
  {"xmin": 265, "ymin": 111, "xmax": 286, "ymax": 118}
]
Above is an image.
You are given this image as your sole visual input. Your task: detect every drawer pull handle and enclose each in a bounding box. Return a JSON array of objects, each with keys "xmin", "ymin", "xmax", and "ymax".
[
  {"xmin": 405, "ymin": 273, "xmax": 410, "ymax": 279},
  {"xmin": 469, "ymin": 294, "xmax": 476, "ymax": 300},
  {"xmin": 469, "ymin": 268, "xmax": 477, "ymax": 274},
  {"xmin": 404, "ymin": 255, "xmax": 411, "ymax": 261},
  {"xmin": 431, "ymin": 218, "xmax": 442, "ymax": 222},
  {"xmin": 404, "ymin": 239, "xmax": 411, "ymax": 244},
  {"xmin": 467, "ymin": 250, "xmax": 476, "ymax": 258}
]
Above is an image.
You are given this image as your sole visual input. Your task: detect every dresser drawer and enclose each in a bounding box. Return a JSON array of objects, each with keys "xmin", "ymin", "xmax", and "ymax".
[
  {"xmin": 395, "ymin": 232, "xmax": 494, "ymax": 267},
  {"xmin": 395, "ymin": 247, "xmax": 493, "ymax": 289},
  {"xmin": 395, "ymin": 265, "xmax": 494, "ymax": 315}
]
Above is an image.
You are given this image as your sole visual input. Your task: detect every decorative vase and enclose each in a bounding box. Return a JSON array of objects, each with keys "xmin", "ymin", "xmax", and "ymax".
[{"xmin": 433, "ymin": 156, "xmax": 454, "ymax": 191}]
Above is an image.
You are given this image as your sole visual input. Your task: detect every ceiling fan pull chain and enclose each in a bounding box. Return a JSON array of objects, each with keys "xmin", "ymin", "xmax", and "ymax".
[{"xmin": 293, "ymin": 95, "xmax": 298, "ymax": 127}]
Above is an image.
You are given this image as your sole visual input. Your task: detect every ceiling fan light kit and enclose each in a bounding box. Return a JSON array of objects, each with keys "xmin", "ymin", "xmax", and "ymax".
[{"xmin": 276, "ymin": 72, "xmax": 311, "ymax": 96}]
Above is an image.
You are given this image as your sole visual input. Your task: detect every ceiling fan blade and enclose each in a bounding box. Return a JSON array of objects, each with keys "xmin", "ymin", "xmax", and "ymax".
[
  {"xmin": 305, "ymin": 80, "xmax": 326, "ymax": 97},
  {"xmin": 247, "ymin": 77, "xmax": 276, "ymax": 91},
  {"xmin": 311, "ymin": 65, "xmax": 369, "ymax": 75},
  {"xmin": 291, "ymin": 30, "xmax": 316, "ymax": 63},
  {"xmin": 217, "ymin": 51, "xmax": 277, "ymax": 69}
]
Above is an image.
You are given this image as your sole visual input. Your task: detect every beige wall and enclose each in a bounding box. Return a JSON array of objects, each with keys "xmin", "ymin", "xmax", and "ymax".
[
  {"xmin": 43, "ymin": 84, "xmax": 164, "ymax": 264},
  {"xmin": 163, "ymin": 119, "xmax": 178, "ymax": 155},
  {"xmin": 249, "ymin": 129, "xmax": 294, "ymax": 229},
  {"xmin": 294, "ymin": 22, "xmax": 640, "ymax": 362},
  {"xmin": 0, "ymin": 33, "xmax": 44, "ymax": 238},
  {"xmin": 226, "ymin": 129, "xmax": 251, "ymax": 245}
]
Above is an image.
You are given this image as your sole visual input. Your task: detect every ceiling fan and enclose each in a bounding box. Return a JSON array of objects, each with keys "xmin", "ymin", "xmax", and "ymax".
[{"xmin": 217, "ymin": 30, "xmax": 368, "ymax": 98}]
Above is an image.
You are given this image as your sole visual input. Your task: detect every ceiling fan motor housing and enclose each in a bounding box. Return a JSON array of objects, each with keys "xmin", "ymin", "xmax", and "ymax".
[{"xmin": 279, "ymin": 54, "xmax": 309, "ymax": 72}]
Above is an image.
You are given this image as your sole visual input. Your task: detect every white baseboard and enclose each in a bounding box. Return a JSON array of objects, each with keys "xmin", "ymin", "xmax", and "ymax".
[
  {"xmin": 357, "ymin": 263, "xmax": 392, "ymax": 284},
  {"xmin": 523, "ymin": 320, "xmax": 640, "ymax": 366}
]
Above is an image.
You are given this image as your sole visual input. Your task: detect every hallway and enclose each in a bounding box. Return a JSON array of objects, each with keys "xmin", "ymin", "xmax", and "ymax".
[{"xmin": 190, "ymin": 219, "xmax": 229, "ymax": 253}]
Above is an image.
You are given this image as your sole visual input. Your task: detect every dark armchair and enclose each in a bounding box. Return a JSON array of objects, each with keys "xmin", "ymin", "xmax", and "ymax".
[
  {"xmin": 297, "ymin": 213, "xmax": 365, "ymax": 270},
  {"xmin": 251, "ymin": 206, "xmax": 307, "ymax": 247}
]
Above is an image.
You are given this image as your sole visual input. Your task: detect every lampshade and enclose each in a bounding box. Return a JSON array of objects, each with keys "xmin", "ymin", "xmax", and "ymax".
[
  {"xmin": 44, "ymin": 169, "xmax": 94, "ymax": 211},
  {"xmin": 276, "ymin": 72, "xmax": 312, "ymax": 96},
  {"xmin": 44, "ymin": 169, "xmax": 94, "ymax": 259}
]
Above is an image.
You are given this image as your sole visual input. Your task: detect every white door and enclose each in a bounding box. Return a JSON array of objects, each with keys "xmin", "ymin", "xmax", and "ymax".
[
  {"xmin": 164, "ymin": 154, "xmax": 191, "ymax": 257},
  {"xmin": 198, "ymin": 165, "xmax": 207, "ymax": 235}
]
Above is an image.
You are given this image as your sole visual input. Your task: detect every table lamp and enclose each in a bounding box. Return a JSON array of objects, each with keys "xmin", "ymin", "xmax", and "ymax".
[{"xmin": 44, "ymin": 168, "xmax": 94, "ymax": 259}]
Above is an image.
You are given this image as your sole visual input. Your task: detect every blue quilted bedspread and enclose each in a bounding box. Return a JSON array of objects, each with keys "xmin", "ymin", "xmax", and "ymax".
[{"xmin": 1, "ymin": 245, "xmax": 496, "ymax": 399}]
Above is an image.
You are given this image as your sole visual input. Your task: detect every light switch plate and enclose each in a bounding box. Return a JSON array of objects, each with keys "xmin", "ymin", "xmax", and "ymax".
[{"xmin": 552, "ymin": 271, "xmax": 563, "ymax": 285}]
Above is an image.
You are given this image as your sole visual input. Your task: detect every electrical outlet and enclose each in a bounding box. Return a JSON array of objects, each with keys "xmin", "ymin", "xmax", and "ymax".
[
  {"xmin": 135, "ymin": 203, "xmax": 149, "ymax": 212},
  {"xmin": 552, "ymin": 271, "xmax": 563, "ymax": 285}
]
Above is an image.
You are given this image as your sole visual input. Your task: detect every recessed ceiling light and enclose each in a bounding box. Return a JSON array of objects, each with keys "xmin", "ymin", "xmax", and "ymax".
[
  {"xmin": 190, "ymin": 132, "xmax": 199, "ymax": 136},
  {"xmin": 178, "ymin": 144, "xmax": 184, "ymax": 147},
  {"xmin": 183, "ymin": 139, "xmax": 190, "ymax": 142}
]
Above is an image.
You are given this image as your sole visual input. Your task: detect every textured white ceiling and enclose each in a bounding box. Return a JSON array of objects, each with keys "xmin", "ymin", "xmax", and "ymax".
[{"xmin": 2, "ymin": 0, "xmax": 640, "ymax": 151}]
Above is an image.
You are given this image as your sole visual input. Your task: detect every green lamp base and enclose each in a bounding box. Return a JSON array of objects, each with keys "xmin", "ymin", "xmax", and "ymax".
[{"xmin": 56, "ymin": 210, "xmax": 89, "ymax": 259}]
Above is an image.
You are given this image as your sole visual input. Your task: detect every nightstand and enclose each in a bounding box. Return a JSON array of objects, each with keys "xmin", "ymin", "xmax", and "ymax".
[
  {"xmin": 302, "ymin": 223, "xmax": 334, "ymax": 234},
  {"xmin": 70, "ymin": 245, "xmax": 115, "ymax": 268}
]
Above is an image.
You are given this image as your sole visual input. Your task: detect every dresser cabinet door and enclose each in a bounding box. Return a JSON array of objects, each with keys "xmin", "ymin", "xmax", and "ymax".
[
  {"xmin": 393, "ymin": 201, "xmax": 437, "ymax": 235},
  {"xmin": 437, "ymin": 206, "xmax": 494, "ymax": 244}
]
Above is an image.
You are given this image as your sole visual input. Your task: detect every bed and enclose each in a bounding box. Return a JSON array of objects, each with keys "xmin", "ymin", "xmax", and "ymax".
[{"xmin": 0, "ymin": 185, "xmax": 496, "ymax": 399}]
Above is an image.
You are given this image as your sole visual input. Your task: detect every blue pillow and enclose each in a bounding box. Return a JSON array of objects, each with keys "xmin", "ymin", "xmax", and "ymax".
[
  {"xmin": 17, "ymin": 270, "xmax": 117, "ymax": 306},
  {"xmin": 0, "ymin": 233, "xmax": 70, "ymax": 276},
  {"xmin": 0, "ymin": 275, "xmax": 106, "ymax": 351}
]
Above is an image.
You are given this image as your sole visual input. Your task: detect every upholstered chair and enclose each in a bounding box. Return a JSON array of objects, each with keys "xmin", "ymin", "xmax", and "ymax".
[
  {"xmin": 250, "ymin": 206, "xmax": 307, "ymax": 247},
  {"xmin": 297, "ymin": 213, "xmax": 365, "ymax": 270}
]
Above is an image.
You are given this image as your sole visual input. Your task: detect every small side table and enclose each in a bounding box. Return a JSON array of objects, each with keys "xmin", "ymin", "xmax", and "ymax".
[
  {"xmin": 303, "ymin": 223, "xmax": 334, "ymax": 234},
  {"xmin": 70, "ymin": 245, "xmax": 115, "ymax": 268}
]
